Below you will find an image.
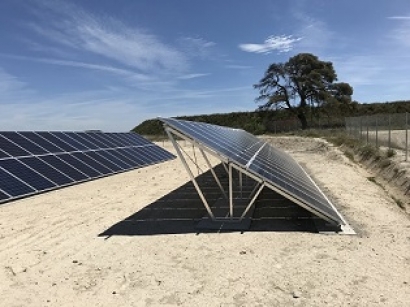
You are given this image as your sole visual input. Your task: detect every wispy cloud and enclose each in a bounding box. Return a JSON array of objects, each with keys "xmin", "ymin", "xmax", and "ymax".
[
  {"xmin": 387, "ymin": 15, "xmax": 410, "ymax": 48},
  {"xmin": 0, "ymin": 68, "xmax": 27, "ymax": 93},
  {"xmin": 291, "ymin": 8, "xmax": 335, "ymax": 54},
  {"xmin": 387, "ymin": 16, "xmax": 410, "ymax": 20},
  {"xmin": 332, "ymin": 56, "xmax": 384, "ymax": 86},
  {"xmin": 177, "ymin": 73, "xmax": 210, "ymax": 80},
  {"xmin": 0, "ymin": 53, "xmax": 153, "ymax": 82},
  {"xmin": 239, "ymin": 35, "xmax": 302, "ymax": 54},
  {"xmin": 225, "ymin": 65, "xmax": 253, "ymax": 70},
  {"xmin": 178, "ymin": 36, "xmax": 216, "ymax": 59},
  {"xmin": 27, "ymin": 0, "xmax": 188, "ymax": 74}
]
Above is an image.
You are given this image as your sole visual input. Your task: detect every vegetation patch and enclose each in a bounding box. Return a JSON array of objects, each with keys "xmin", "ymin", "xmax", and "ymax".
[
  {"xmin": 379, "ymin": 158, "xmax": 392, "ymax": 169},
  {"xmin": 343, "ymin": 151, "xmax": 355, "ymax": 162},
  {"xmin": 359, "ymin": 144, "xmax": 379, "ymax": 160},
  {"xmin": 386, "ymin": 148, "xmax": 396, "ymax": 158}
]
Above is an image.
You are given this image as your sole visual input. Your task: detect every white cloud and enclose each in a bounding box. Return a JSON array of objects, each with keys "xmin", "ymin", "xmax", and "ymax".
[
  {"xmin": 177, "ymin": 73, "xmax": 210, "ymax": 80},
  {"xmin": 290, "ymin": 7, "xmax": 335, "ymax": 54},
  {"xmin": 0, "ymin": 68, "xmax": 27, "ymax": 93},
  {"xmin": 387, "ymin": 16, "xmax": 410, "ymax": 20},
  {"xmin": 27, "ymin": 0, "xmax": 188, "ymax": 74},
  {"xmin": 178, "ymin": 36, "xmax": 216, "ymax": 59},
  {"xmin": 239, "ymin": 35, "xmax": 302, "ymax": 54},
  {"xmin": 1, "ymin": 53, "xmax": 153, "ymax": 82},
  {"xmin": 225, "ymin": 65, "xmax": 252, "ymax": 70},
  {"xmin": 387, "ymin": 15, "xmax": 410, "ymax": 48}
]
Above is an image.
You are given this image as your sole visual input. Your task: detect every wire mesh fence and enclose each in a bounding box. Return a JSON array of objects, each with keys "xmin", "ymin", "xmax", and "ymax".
[{"xmin": 345, "ymin": 113, "xmax": 409, "ymax": 161}]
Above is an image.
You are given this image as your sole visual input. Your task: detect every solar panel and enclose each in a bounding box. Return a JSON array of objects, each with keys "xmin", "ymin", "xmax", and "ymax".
[
  {"xmin": 0, "ymin": 132, "xmax": 48, "ymax": 155},
  {"xmin": 0, "ymin": 159, "xmax": 56, "ymax": 190},
  {"xmin": 0, "ymin": 134, "xmax": 31, "ymax": 157},
  {"xmin": 0, "ymin": 189, "xmax": 10, "ymax": 201},
  {"xmin": 160, "ymin": 118, "xmax": 345, "ymax": 227},
  {"xmin": 0, "ymin": 131, "xmax": 175, "ymax": 205},
  {"xmin": 20, "ymin": 157, "xmax": 74, "ymax": 185},
  {"xmin": 0, "ymin": 167, "xmax": 35, "ymax": 196},
  {"xmin": 39, "ymin": 154, "xmax": 89, "ymax": 181}
]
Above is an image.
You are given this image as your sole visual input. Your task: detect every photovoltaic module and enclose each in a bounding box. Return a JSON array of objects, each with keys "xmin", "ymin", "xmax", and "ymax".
[
  {"xmin": 161, "ymin": 118, "xmax": 346, "ymax": 227},
  {"xmin": 0, "ymin": 131, "xmax": 175, "ymax": 204}
]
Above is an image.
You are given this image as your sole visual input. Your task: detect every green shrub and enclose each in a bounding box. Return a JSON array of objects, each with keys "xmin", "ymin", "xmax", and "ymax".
[
  {"xmin": 386, "ymin": 149, "xmax": 396, "ymax": 157},
  {"xmin": 359, "ymin": 145, "xmax": 378, "ymax": 159}
]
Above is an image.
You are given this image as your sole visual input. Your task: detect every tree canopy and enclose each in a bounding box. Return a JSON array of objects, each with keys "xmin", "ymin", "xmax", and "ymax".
[{"xmin": 254, "ymin": 53, "xmax": 353, "ymax": 129}]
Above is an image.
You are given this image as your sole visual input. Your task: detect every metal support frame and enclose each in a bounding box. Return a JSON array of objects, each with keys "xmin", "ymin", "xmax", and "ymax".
[
  {"xmin": 199, "ymin": 148, "xmax": 227, "ymax": 199},
  {"xmin": 165, "ymin": 128, "xmax": 215, "ymax": 219},
  {"xmin": 165, "ymin": 125, "xmax": 263, "ymax": 222}
]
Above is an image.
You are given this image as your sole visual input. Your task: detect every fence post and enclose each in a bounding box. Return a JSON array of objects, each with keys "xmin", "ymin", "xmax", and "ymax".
[
  {"xmin": 375, "ymin": 116, "xmax": 378, "ymax": 148},
  {"xmin": 388, "ymin": 114, "xmax": 391, "ymax": 149},
  {"xmin": 406, "ymin": 112, "xmax": 408, "ymax": 162},
  {"xmin": 366, "ymin": 116, "xmax": 369, "ymax": 144},
  {"xmin": 359, "ymin": 117, "xmax": 362, "ymax": 140}
]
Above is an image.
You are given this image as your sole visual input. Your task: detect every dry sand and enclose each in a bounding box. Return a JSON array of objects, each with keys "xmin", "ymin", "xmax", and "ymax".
[{"xmin": 0, "ymin": 137, "xmax": 409, "ymax": 306}]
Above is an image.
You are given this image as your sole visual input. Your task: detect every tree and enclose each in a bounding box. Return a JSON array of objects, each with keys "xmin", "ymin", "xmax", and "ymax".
[{"xmin": 254, "ymin": 53, "xmax": 353, "ymax": 129}]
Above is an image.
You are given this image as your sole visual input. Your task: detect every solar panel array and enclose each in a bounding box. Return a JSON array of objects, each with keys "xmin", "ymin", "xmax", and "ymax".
[
  {"xmin": 161, "ymin": 118, "xmax": 344, "ymax": 226},
  {"xmin": 0, "ymin": 131, "xmax": 175, "ymax": 204}
]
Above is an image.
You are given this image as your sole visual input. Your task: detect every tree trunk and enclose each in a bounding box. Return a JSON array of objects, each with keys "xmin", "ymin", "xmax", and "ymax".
[{"xmin": 297, "ymin": 112, "xmax": 308, "ymax": 130}]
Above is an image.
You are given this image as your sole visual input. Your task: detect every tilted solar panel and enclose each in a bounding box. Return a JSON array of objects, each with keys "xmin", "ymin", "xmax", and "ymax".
[
  {"xmin": 160, "ymin": 118, "xmax": 345, "ymax": 226},
  {"xmin": 0, "ymin": 131, "xmax": 175, "ymax": 205}
]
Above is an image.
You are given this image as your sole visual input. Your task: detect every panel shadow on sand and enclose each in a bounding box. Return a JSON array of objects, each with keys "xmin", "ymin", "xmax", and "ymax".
[{"xmin": 99, "ymin": 164, "xmax": 325, "ymax": 236}]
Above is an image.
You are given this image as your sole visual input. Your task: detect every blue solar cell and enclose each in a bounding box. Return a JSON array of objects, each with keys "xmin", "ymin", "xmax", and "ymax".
[
  {"xmin": 0, "ymin": 189, "xmax": 10, "ymax": 201},
  {"xmin": 39, "ymin": 155, "xmax": 88, "ymax": 181},
  {"xmin": 0, "ymin": 148, "xmax": 10, "ymax": 159},
  {"xmin": 0, "ymin": 135, "xmax": 31, "ymax": 157},
  {"xmin": 92, "ymin": 133, "xmax": 122, "ymax": 149},
  {"xmin": 19, "ymin": 132, "xmax": 63, "ymax": 153},
  {"xmin": 117, "ymin": 148, "xmax": 146, "ymax": 165},
  {"xmin": 0, "ymin": 168, "xmax": 35, "ymax": 197},
  {"xmin": 85, "ymin": 151, "xmax": 122, "ymax": 172},
  {"xmin": 20, "ymin": 157, "xmax": 74, "ymax": 186},
  {"xmin": 67, "ymin": 133, "xmax": 98, "ymax": 149},
  {"xmin": 72, "ymin": 152, "xmax": 112, "ymax": 174},
  {"xmin": 138, "ymin": 146, "xmax": 163, "ymax": 163},
  {"xmin": 0, "ymin": 159, "xmax": 56, "ymax": 191},
  {"xmin": 51, "ymin": 132, "xmax": 88, "ymax": 150},
  {"xmin": 57, "ymin": 154, "xmax": 100, "ymax": 178},
  {"xmin": 110, "ymin": 133, "xmax": 133, "ymax": 146},
  {"xmin": 0, "ymin": 132, "xmax": 48, "ymax": 155},
  {"xmin": 130, "ymin": 147, "xmax": 161, "ymax": 165},
  {"xmin": 150, "ymin": 146, "xmax": 175, "ymax": 161},
  {"xmin": 116, "ymin": 133, "xmax": 137, "ymax": 146},
  {"xmin": 36, "ymin": 132, "xmax": 77, "ymax": 152},
  {"xmin": 107, "ymin": 149, "xmax": 137, "ymax": 167},
  {"xmin": 97, "ymin": 150, "xmax": 130, "ymax": 169},
  {"xmin": 104, "ymin": 133, "xmax": 127, "ymax": 147},
  {"xmin": 122, "ymin": 133, "xmax": 151, "ymax": 146},
  {"xmin": 127, "ymin": 147, "xmax": 153, "ymax": 164},
  {"xmin": 78, "ymin": 133, "xmax": 110, "ymax": 148}
]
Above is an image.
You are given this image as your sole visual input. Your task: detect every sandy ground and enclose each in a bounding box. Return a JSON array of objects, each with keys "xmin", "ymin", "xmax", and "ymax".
[{"xmin": 0, "ymin": 137, "xmax": 409, "ymax": 306}]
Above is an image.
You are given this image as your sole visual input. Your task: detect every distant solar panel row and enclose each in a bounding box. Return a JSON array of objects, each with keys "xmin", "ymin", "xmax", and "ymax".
[
  {"xmin": 0, "ymin": 131, "xmax": 175, "ymax": 204},
  {"xmin": 161, "ymin": 118, "xmax": 344, "ymax": 226}
]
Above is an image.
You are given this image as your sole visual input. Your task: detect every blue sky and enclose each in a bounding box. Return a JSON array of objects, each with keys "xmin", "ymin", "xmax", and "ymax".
[{"xmin": 1, "ymin": 0, "xmax": 410, "ymax": 131}]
